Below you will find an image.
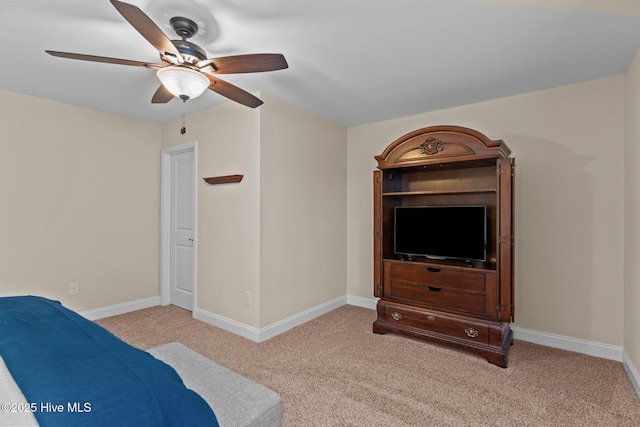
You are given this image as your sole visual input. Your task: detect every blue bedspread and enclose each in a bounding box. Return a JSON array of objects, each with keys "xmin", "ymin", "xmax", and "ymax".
[{"xmin": 0, "ymin": 296, "xmax": 219, "ymax": 427}]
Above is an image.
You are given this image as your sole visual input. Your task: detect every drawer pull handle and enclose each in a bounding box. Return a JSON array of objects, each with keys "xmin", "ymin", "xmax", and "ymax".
[
  {"xmin": 426, "ymin": 286, "xmax": 442, "ymax": 292},
  {"xmin": 391, "ymin": 312, "xmax": 403, "ymax": 321},
  {"xmin": 427, "ymin": 315, "xmax": 436, "ymax": 321},
  {"xmin": 465, "ymin": 328, "xmax": 479, "ymax": 338},
  {"xmin": 427, "ymin": 267, "xmax": 441, "ymax": 273}
]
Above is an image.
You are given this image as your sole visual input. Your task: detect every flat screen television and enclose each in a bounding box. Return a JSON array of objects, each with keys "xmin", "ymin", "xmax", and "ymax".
[{"xmin": 394, "ymin": 205, "xmax": 487, "ymax": 261}]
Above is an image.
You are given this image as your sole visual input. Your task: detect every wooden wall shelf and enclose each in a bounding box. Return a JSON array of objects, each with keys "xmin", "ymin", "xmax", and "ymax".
[{"xmin": 203, "ymin": 175, "xmax": 244, "ymax": 185}]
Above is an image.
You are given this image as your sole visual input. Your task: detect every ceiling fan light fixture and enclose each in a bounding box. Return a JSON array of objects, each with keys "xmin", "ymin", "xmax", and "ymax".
[{"xmin": 157, "ymin": 66, "xmax": 210, "ymax": 100}]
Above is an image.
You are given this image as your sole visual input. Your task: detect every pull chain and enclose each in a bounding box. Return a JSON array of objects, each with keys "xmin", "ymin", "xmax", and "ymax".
[{"xmin": 181, "ymin": 112, "xmax": 186, "ymax": 135}]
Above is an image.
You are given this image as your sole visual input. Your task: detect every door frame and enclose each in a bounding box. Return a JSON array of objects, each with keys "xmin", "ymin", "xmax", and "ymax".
[{"xmin": 160, "ymin": 141, "xmax": 198, "ymax": 310}]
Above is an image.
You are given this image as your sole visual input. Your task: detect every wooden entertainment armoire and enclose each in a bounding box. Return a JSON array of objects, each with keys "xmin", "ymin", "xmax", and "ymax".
[{"xmin": 372, "ymin": 125, "xmax": 515, "ymax": 367}]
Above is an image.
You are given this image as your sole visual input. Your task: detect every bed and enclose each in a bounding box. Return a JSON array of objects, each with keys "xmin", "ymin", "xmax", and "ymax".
[{"xmin": 0, "ymin": 296, "xmax": 282, "ymax": 427}]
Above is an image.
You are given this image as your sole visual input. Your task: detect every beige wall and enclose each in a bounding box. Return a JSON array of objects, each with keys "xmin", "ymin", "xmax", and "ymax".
[
  {"xmin": 161, "ymin": 94, "xmax": 347, "ymax": 328},
  {"xmin": 0, "ymin": 86, "xmax": 346, "ymax": 330},
  {"xmin": 347, "ymin": 75, "xmax": 626, "ymax": 346},
  {"xmin": 259, "ymin": 93, "xmax": 347, "ymax": 326},
  {"xmin": 0, "ymin": 89, "xmax": 162, "ymax": 312},
  {"xmin": 161, "ymin": 101, "xmax": 262, "ymax": 327},
  {"xmin": 624, "ymin": 48, "xmax": 640, "ymax": 369},
  {"xmin": 2, "ymin": 61, "xmax": 635, "ymax": 355},
  {"xmin": 0, "ymin": 86, "xmax": 347, "ymax": 330}
]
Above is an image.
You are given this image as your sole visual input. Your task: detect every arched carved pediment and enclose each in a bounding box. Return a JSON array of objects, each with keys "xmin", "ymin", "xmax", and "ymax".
[{"xmin": 375, "ymin": 125, "xmax": 509, "ymax": 169}]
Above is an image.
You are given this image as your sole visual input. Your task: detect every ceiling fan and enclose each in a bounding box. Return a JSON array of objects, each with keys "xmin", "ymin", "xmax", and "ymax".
[{"xmin": 46, "ymin": 0, "xmax": 288, "ymax": 108}]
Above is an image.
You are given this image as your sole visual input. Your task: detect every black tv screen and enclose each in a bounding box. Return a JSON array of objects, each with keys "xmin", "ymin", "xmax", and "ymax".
[{"xmin": 394, "ymin": 206, "xmax": 487, "ymax": 261}]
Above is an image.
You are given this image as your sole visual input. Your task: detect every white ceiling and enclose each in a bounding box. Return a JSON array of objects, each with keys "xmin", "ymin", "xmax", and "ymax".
[{"xmin": 2, "ymin": 0, "xmax": 640, "ymax": 127}]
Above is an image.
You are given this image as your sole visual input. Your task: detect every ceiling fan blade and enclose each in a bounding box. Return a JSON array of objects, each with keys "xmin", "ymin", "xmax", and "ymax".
[
  {"xmin": 204, "ymin": 54, "xmax": 288, "ymax": 74},
  {"xmin": 151, "ymin": 84, "xmax": 174, "ymax": 103},
  {"xmin": 206, "ymin": 76, "xmax": 263, "ymax": 108},
  {"xmin": 110, "ymin": 0, "xmax": 181, "ymax": 58},
  {"xmin": 45, "ymin": 50, "xmax": 163, "ymax": 69}
]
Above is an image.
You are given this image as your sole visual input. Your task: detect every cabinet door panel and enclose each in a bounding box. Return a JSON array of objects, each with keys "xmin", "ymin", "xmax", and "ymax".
[
  {"xmin": 497, "ymin": 157, "xmax": 515, "ymax": 322},
  {"xmin": 373, "ymin": 171, "xmax": 383, "ymax": 297}
]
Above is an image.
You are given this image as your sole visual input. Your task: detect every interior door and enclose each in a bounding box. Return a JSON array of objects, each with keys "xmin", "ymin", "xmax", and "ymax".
[{"xmin": 170, "ymin": 150, "xmax": 195, "ymax": 310}]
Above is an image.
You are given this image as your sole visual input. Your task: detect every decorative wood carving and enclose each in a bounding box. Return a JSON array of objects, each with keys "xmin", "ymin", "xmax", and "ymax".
[
  {"xmin": 375, "ymin": 125, "xmax": 510, "ymax": 170},
  {"xmin": 420, "ymin": 137, "xmax": 444, "ymax": 155}
]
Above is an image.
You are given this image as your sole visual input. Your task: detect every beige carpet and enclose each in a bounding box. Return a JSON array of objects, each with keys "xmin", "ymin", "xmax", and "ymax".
[{"xmin": 97, "ymin": 305, "xmax": 640, "ymax": 426}]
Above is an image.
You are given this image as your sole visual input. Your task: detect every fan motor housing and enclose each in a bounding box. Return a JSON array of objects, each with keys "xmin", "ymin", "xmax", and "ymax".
[
  {"xmin": 171, "ymin": 40, "xmax": 207, "ymax": 61},
  {"xmin": 170, "ymin": 16, "xmax": 198, "ymax": 39},
  {"xmin": 169, "ymin": 16, "xmax": 207, "ymax": 63}
]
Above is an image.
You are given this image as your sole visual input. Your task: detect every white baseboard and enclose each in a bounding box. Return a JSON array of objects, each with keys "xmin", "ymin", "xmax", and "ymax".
[
  {"xmin": 80, "ymin": 296, "xmax": 161, "ymax": 321},
  {"xmin": 258, "ymin": 296, "xmax": 348, "ymax": 341},
  {"xmin": 80, "ymin": 296, "xmax": 623, "ymax": 363},
  {"xmin": 510, "ymin": 325, "xmax": 623, "ymax": 361},
  {"xmin": 622, "ymin": 349, "xmax": 640, "ymax": 397},
  {"xmin": 195, "ymin": 296, "xmax": 348, "ymax": 342},
  {"xmin": 347, "ymin": 301, "xmax": 625, "ymax": 362},
  {"xmin": 346, "ymin": 295, "xmax": 378, "ymax": 310},
  {"xmin": 194, "ymin": 309, "xmax": 261, "ymax": 341},
  {"xmin": 80, "ymin": 294, "xmax": 640, "ymax": 398}
]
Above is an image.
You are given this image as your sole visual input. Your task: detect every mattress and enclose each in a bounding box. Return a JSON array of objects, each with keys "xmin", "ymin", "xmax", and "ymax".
[
  {"xmin": 0, "ymin": 356, "xmax": 38, "ymax": 426},
  {"xmin": 0, "ymin": 296, "xmax": 282, "ymax": 427},
  {"xmin": 1, "ymin": 345, "xmax": 283, "ymax": 427},
  {"xmin": 0, "ymin": 296, "xmax": 217, "ymax": 427},
  {"xmin": 150, "ymin": 343, "xmax": 282, "ymax": 427}
]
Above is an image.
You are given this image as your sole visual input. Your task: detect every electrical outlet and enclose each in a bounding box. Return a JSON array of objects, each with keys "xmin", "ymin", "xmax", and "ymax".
[
  {"xmin": 244, "ymin": 292, "xmax": 252, "ymax": 306},
  {"xmin": 69, "ymin": 283, "xmax": 79, "ymax": 295}
]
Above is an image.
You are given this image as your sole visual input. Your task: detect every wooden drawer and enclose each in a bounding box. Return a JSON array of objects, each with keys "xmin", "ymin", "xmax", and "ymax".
[
  {"xmin": 386, "ymin": 262, "xmax": 485, "ymax": 292},
  {"xmin": 383, "ymin": 261, "xmax": 493, "ymax": 315},
  {"xmin": 382, "ymin": 304, "xmax": 489, "ymax": 345},
  {"xmin": 388, "ymin": 280, "xmax": 486, "ymax": 313}
]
